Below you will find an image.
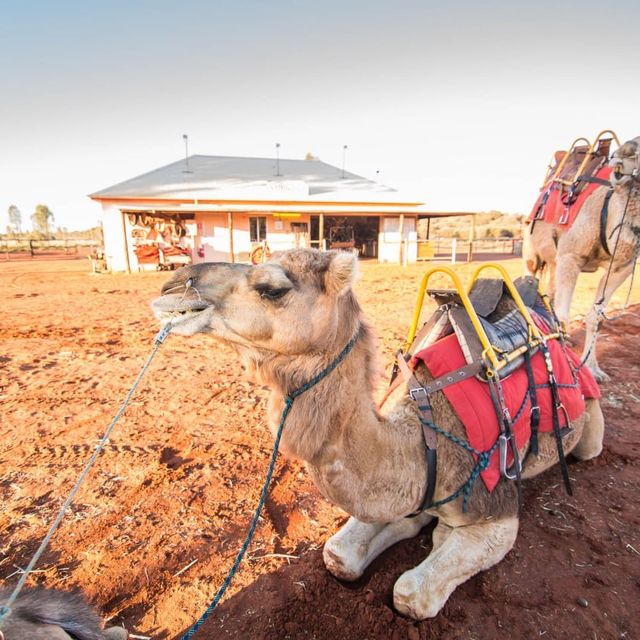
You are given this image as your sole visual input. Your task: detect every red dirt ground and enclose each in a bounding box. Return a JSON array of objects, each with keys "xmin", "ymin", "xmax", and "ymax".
[{"xmin": 1, "ymin": 258, "xmax": 639, "ymax": 640}]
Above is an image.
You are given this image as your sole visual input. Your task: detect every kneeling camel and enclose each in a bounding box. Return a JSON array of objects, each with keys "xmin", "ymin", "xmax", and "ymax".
[{"xmin": 152, "ymin": 249, "xmax": 604, "ymax": 619}]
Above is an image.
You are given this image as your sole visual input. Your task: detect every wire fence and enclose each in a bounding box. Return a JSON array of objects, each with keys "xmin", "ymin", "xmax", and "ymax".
[{"xmin": 0, "ymin": 238, "xmax": 101, "ymax": 260}]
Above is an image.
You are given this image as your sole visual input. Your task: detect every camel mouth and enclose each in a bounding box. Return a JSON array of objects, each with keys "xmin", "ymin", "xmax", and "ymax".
[{"xmin": 151, "ymin": 295, "xmax": 213, "ymax": 330}]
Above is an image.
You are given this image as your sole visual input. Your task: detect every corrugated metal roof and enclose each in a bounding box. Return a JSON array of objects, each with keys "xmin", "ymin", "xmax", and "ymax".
[{"xmin": 90, "ymin": 155, "xmax": 420, "ymax": 204}]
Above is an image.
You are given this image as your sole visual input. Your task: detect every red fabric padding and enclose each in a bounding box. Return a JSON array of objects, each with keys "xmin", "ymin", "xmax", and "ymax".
[
  {"xmin": 529, "ymin": 167, "xmax": 613, "ymax": 226},
  {"xmin": 412, "ymin": 334, "xmax": 600, "ymax": 492}
]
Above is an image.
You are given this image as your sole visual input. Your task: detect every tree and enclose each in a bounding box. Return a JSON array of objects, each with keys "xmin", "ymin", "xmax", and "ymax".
[
  {"xmin": 304, "ymin": 151, "xmax": 319, "ymax": 160},
  {"xmin": 31, "ymin": 204, "xmax": 54, "ymax": 237},
  {"xmin": 8, "ymin": 204, "xmax": 21, "ymax": 233}
]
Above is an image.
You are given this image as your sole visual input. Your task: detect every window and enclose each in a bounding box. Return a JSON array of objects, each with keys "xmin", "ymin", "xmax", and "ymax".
[{"xmin": 249, "ymin": 216, "xmax": 267, "ymax": 242}]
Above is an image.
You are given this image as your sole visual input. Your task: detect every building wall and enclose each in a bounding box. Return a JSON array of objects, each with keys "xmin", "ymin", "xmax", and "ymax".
[
  {"xmin": 194, "ymin": 212, "xmax": 311, "ymax": 264},
  {"xmin": 101, "ymin": 204, "xmax": 132, "ymax": 271},
  {"xmin": 378, "ymin": 216, "xmax": 418, "ymax": 263}
]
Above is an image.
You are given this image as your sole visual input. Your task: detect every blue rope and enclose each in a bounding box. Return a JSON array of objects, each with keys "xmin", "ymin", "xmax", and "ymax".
[
  {"xmin": 419, "ymin": 418, "xmax": 500, "ymax": 512},
  {"xmin": 180, "ymin": 328, "xmax": 361, "ymax": 639}
]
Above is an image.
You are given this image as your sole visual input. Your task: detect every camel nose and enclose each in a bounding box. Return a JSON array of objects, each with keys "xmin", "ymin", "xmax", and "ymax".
[{"xmin": 160, "ymin": 262, "xmax": 249, "ymax": 301}]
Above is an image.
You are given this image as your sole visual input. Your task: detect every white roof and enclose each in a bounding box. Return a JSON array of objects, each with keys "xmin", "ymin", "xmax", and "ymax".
[{"xmin": 91, "ymin": 155, "xmax": 422, "ymax": 205}]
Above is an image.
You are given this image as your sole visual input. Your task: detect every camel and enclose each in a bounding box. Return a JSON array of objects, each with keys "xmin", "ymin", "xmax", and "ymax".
[
  {"xmin": 524, "ymin": 136, "xmax": 640, "ymax": 381},
  {"xmin": 151, "ymin": 249, "xmax": 604, "ymax": 620},
  {"xmin": 0, "ymin": 586, "xmax": 127, "ymax": 640}
]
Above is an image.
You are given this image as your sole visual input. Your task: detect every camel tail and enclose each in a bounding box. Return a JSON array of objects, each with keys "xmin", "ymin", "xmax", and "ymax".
[{"xmin": 0, "ymin": 587, "xmax": 104, "ymax": 640}]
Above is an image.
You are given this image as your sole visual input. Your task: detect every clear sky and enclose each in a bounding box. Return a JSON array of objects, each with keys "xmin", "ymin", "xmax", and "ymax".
[{"xmin": 1, "ymin": 0, "xmax": 638, "ymax": 230}]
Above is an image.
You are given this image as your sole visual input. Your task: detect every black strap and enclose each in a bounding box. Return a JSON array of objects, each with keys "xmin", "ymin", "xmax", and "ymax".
[
  {"xmin": 487, "ymin": 372, "xmax": 523, "ymax": 512},
  {"xmin": 577, "ymin": 176, "xmax": 611, "ymax": 187},
  {"xmin": 523, "ymin": 349, "xmax": 540, "ymax": 456},
  {"xmin": 405, "ymin": 385, "xmax": 438, "ymax": 516},
  {"xmin": 600, "ymin": 188, "xmax": 614, "ymax": 256},
  {"xmin": 539, "ymin": 342, "xmax": 573, "ymax": 495}
]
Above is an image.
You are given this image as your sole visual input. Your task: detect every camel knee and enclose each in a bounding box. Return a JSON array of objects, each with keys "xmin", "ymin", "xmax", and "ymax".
[
  {"xmin": 572, "ymin": 398, "xmax": 604, "ymax": 460},
  {"xmin": 324, "ymin": 512, "xmax": 432, "ymax": 581},
  {"xmin": 393, "ymin": 517, "xmax": 519, "ymax": 620},
  {"xmin": 323, "ymin": 518, "xmax": 385, "ymax": 581}
]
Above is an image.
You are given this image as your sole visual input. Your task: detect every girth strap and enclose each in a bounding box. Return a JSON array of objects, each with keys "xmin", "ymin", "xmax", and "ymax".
[
  {"xmin": 539, "ymin": 341, "xmax": 573, "ymax": 495},
  {"xmin": 600, "ymin": 188, "xmax": 614, "ymax": 256},
  {"xmin": 523, "ymin": 349, "xmax": 540, "ymax": 456}
]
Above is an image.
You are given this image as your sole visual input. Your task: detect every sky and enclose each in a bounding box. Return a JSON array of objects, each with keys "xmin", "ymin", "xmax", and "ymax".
[{"xmin": 1, "ymin": 0, "xmax": 638, "ymax": 230}]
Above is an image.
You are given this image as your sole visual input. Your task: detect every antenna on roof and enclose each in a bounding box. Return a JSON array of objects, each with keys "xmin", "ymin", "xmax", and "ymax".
[
  {"xmin": 276, "ymin": 142, "xmax": 281, "ymax": 176},
  {"xmin": 182, "ymin": 134, "xmax": 192, "ymax": 173},
  {"xmin": 342, "ymin": 145, "xmax": 348, "ymax": 178}
]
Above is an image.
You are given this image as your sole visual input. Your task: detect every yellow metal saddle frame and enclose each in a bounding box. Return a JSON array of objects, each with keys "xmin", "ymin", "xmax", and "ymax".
[
  {"xmin": 541, "ymin": 129, "xmax": 620, "ymax": 189},
  {"xmin": 405, "ymin": 263, "xmax": 560, "ymax": 375}
]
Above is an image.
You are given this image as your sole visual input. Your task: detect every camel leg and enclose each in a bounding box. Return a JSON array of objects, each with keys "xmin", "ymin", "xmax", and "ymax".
[
  {"xmin": 393, "ymin": 516, "xmax": 519, "ymax": 619},
  {"xmin": 572, "ymin": 398, "xmax": 604, "ymax": 460},
  {"xmin": 582, "ymin": 262, "xmax": 634, "ymax": 382},
  {"xmin": 545, "ymin": 258, "xmax": 557, "ymax": 303},
  {"xmin": 323, "ymin": 511, "xmax": 433, "ymax": 581},
  {"xmin": 554, "ymin": 253, "xmax": 583, "ymax": 324}
]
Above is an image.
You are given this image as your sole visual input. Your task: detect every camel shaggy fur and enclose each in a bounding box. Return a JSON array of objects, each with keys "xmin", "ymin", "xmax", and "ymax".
[
  {"xmin": 152, "ymin": 249, "xmax": 604, "ymax": 619},
  {"xmin": 523, "ymin": 136, "xmax": 640, "ymax": 381},
  {"xmin": 0, "ymin": 587, "xmax": 127, "ymax": 640}
]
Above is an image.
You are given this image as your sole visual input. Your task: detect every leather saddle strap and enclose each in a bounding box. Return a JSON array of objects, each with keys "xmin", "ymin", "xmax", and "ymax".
[
  {"xmin": 578, "ymin": 176, "xmax": 611, "ymax": 187},
  {"xmin": 395, "ymin": 354, "xmax": 438, "ymax": 514},
  {"xmin": 523, "ymin": 349, "xmax": 540, "ymax": 456},
  {"xmin": 396, "ymin": 354, "xmax": 438, "ymax": 450},
  {"xmin": 379, "ymin": 352, "xmax": 482, "ymax": 410}
]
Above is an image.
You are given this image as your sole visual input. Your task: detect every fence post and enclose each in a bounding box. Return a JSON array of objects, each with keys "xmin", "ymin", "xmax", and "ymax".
[
  {"xmin": 29, "ymin": 239, "xmax": 34, "ymax": 257},
  {"xmin": 451, "ymin": 238, "xmax": 457, "ymax": 264}
]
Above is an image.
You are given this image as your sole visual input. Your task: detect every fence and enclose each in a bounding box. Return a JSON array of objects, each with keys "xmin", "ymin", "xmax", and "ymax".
[
  {"xmin": 417, "ymin": 237, "xmax": 522, "ymax": 262},
  {"xmin": 0, "ymin": 238, "xmax": 101, "ymax": 260}
]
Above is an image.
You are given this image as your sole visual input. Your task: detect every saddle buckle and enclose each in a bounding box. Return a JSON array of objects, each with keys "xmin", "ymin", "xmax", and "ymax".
[{"xmin": 409, "ymin": 387, "xmax": 428, "ymax": 402}]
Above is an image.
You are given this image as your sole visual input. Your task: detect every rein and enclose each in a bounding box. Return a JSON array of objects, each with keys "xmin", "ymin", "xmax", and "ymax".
[{"xmin": 180, "ymin": 327, "xmax": 362, "ymax": 639}]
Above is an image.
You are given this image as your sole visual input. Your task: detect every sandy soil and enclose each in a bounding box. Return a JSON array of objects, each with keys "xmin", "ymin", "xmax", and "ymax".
[{"xmin": 1, "ymin": 257, "xmax": 639, "ymax": 640}]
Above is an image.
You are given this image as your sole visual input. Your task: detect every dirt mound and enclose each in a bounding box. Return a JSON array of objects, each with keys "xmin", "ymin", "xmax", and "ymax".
[{"xmin": 1, "ymin": 259, "xmax": 639, "ymax": 640}]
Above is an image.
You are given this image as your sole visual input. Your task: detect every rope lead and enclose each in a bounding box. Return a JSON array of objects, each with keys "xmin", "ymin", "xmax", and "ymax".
[{"xmin": 180, "ymin": 327, "xmax": 362, "ymax": 639}]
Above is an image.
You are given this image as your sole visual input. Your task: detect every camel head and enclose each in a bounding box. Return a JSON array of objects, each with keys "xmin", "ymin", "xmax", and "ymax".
[
  {"xmin": 151, "ymin": 249, "xmax": 361, "ymax": 360},
  {"xmin": 610, "ymin": 136, "xmax": 640, "ymax": 186}
]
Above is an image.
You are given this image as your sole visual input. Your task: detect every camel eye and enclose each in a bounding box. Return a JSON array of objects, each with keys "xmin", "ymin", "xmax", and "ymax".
[{"xmin": 255, "ymin": 285, "xmax": 291, "ymax": 301}]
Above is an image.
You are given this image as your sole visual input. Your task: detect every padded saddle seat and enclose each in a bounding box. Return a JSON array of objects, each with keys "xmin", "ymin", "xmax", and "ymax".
[{"xmin": 411, "ymin": 276, "xmax": 555, "ymax": 380}]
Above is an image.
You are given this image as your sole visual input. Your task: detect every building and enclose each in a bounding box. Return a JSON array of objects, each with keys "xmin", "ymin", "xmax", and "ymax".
[{"xmin": 90, "ymin": 155, "xmax": 469, "ymax": 272}]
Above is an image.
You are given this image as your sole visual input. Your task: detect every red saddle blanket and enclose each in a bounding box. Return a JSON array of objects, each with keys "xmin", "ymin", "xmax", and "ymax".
[
  {"xmin": 412, "ymin": 334, "xmax": 600, "ymax": 492},
  {"xmin": 529, "ymin": 166, "xmax": 612, "ymax": 226}
]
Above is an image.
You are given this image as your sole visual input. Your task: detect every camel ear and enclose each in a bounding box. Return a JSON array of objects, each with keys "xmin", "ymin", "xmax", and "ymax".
[{"xmin": 325, "ymin": 251, "xmax": 358, "ymax": 296}]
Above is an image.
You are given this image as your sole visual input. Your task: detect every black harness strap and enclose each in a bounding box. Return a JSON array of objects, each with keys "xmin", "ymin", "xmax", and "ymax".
[
  {"xmin": 578, "ymin": 176, "xmax": 612, "ymax": 187},
  {"xmin": 523, "ymin": 349, "xmax": 540, "ymax": 456},
  {"xmin": 396, "ymin": 355, "xmax": 438, "ymax": 515},
  {"xmin": 539, "ymin": 341, "xmax": 573, "ymax": 495},
  {"xmin": 487, "ymin": 372, "xmax": 523, "ymax": 512},
  {"xmin": 600, "ymin": 188, "xmax": 614, "ymax": 256}
]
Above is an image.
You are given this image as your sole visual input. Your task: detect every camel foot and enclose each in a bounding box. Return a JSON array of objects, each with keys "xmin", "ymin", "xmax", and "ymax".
[
  {"xmin": 588, "ymin": 364, "xmax": 610, "ymax": 383},
  {"xmin": 323, "ymin": 512, "xmax": 433, "ymax": 581},
  {"xmin": 393, "ymin": 517, "xmax": 519, "ymax": 620},
  {"xmin": 104, "ymin": 628, "xmax": 128, "ymax": 640}
]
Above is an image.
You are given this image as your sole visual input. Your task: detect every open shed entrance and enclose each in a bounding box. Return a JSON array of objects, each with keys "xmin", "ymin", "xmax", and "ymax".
[{"xmin": 310, "ymin": 215, "xmax": 380, "ymax": 257}]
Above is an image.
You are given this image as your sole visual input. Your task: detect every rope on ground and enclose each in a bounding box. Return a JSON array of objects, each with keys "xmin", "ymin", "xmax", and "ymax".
[
  {"xmin": 179, "ymin": 327, "xmax": 362, "ymax": 639},
  {"xmin": 0, "ymin": 323, "xmax": 173, "ymax": 626}
]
